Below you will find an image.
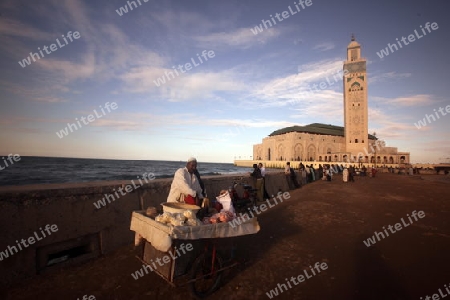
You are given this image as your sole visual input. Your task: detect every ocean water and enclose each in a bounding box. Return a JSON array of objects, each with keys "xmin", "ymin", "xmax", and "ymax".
[{"xmin": 0, "ymin": 156, "xmax": 256, "ymax": 187}]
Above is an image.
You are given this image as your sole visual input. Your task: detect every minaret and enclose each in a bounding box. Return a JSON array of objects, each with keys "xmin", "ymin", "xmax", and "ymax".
[{"xmin": 343, "ymin": 35, "xmax": 368, "ymax": 159}]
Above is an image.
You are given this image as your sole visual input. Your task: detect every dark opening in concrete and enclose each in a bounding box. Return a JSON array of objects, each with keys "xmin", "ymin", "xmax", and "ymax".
[{"xmin": 36, "ymin": 233, "xmax": 101, "ymax": 274}]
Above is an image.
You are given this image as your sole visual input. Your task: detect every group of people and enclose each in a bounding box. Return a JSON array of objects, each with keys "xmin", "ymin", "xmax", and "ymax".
[
  {"xmin": 286, "ymin": 162, "xmax": 336, "ymax": 188},
  {"xmin": 166, "ymin": 158, "xmax": 380, "ymax": 206},
  {"xmin": 283, "ymin": 162, "xmax": 378, "ymax": 187}
]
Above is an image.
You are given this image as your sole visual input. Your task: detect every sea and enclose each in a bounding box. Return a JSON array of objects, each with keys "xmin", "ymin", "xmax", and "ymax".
[{"xmin": 0, "ymin": 156, "xmax": 261, "ymax": 187}]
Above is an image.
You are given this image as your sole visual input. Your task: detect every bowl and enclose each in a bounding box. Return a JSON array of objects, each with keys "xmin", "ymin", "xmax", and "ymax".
[{"xmin": 161, "ymin": 202, "xmax": 201, "ymax": 215}]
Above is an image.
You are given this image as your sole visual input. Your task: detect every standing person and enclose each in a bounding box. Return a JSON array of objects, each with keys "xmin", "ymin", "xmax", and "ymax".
[
  {"xmin": 349, "ymin": 165, "xmax": 355, "ymax": 182},
  {"xmin": 167, "ymin": 157, "xmax": 204, "ymax": 206},
  {"xmin": 310, "ymin": 165, "xmax": 316, "ymax": 182},
  {"xmin": 371, "ymin": 167, "xmax": 378, "ymax": 178},
  {"xmin": 258, "ymin": 163, "xmax": 270, "ymax": 199},
  {"xmin": 299, "ymin": 163, "xmax": 307, "ymax": 185},
  {"xmin": 250, "ymin": 163, "xmax": 264, "ymax": 202},
  {"xmin": 305, "ymin": 164, "xmax": 311, "ymax": 184},
  {"xmin": 361, "ymin": 166, "xmax": 367, "ymax": 176},
  {"xmin": 290, "ymin": 165, "xmax": 300, "ymax": 189},
  {"xmin": 322, "ymin": 166, "xmax": 327, "ymax": 180},
  {"xmin": 327, "ymin": 166, "xmax": 333, "ymax": 181},
  {"xmin": 343, "ymin": 167, "xmax": 349, "ymax": 182},
  {"xmin": 285, "ymin": 162, "xmax": 295, "ymax": 190},
  {"xmin": 318, "ymin": 164, "xmax": 323, "ymax": 180}
]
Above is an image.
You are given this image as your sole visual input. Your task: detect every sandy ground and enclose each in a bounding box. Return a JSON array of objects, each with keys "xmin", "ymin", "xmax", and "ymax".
[{"xmin": 3, "ymin": 173, "xmax": 450, "ymax": 300}]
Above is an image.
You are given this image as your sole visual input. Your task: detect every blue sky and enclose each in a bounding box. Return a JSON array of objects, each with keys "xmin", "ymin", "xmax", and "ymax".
[{"xmin": 0, "ymin": 0, "xmax": 449, "ymax": 163}]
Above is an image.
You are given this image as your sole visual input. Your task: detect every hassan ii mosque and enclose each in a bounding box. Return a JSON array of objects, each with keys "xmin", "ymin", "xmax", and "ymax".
[{"xmin": 252, "ymin": 36, "xmax": 410, "ymax": 166}]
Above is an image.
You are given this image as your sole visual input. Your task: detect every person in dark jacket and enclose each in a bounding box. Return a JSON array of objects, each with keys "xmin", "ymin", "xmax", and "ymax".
[{"xmin": 250, "ymin": 164, "xmax": 264, "ymax": 201}]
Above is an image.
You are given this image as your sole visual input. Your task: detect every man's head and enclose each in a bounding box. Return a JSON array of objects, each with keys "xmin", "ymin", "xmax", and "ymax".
[
  {"xmin": 258, "ymin": 163, "xmax": 263, "ymax": 168},
  {"xmin": 186, "ymin": 157, "xmax": 197, "ymax": 174}
]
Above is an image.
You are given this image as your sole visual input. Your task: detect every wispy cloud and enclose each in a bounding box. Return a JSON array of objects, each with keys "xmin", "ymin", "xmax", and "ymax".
[
  {"xmin": 120, "ymin": 68, "xmax": 245, "ymax": 102},
  {"xmin": 312, "ymin": 42, "xmax": 335, "ymax": 52},
  {"xmin": 194, "ymin": 27, "xmax": 281, "ymax": 49},
  {"xmin": 368, "ymin": 107, "xmax": 422, "ymax": 139},
  {"xmin": 370, "ymin": 71, "xmax": 412, "ymax": 84},
  {"xmin": 0, "ymin": 18, "xmax": 55, "ymax": 40},
  {"xmin": 246, "ymin": 58, "xmax": 344, "ymax": 110},
  {"xmin": 372, "ymin": 94, "xmax": 437, "ymax": 107}
]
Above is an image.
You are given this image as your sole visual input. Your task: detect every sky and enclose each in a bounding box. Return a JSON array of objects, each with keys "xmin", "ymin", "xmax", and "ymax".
[{"xmin": 0, "ymin": 0, "xmax": 449, "ymax": 164}]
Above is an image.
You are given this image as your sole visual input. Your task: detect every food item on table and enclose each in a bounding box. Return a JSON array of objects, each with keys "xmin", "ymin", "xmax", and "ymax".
[
  {"xmin": 146, "ymin": 207, "xmax": 158, "ymax": 218},
  {"xmin": 223, "ymin": 210, "xmax": 235, "ymax": 220},
  {"xmin": 161, "ymin": 212, "xmax": 172, "ymax": 223},
  {"xmin": 173, "ymin": 213, "xmax": 185, "ymax": 221},
  {"xmin": 155, "ymin": 209, "xmax": 206, "ymax": 227},
  {"xmin": 183, "ymin": 210, "xmax": 194, "ymax": 220},
  {"xmin": 154, "ymin": 212, "xmax": 173, "ymax": 224},
  {"xmin": 170, "ymin": 219, "xmax": 185, "ymax": 226},
  {"xmin": 201, "ymin": 211, "xmax": 236, "ymax": 224},
  {"xmin": 219, "ymin": 213, "xmax": 228, "ymax": 222},
  {"xmin": 186, "ymin": 218, "xmax": 202, "ymax": 226}
]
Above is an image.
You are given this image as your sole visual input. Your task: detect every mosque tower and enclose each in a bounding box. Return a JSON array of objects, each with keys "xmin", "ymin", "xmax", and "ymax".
[{"xmin": 343, "ymin": 35, "xmax": 369, "ymax": 159}]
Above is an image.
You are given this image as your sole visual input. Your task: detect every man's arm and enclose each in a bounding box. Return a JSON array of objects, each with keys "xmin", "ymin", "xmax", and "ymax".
[
  {"xmin": 194, "ymin": 169, "xmax": 206, "ymax": 196},
  {"xmin": 192, "ymin": 177, "xmax": 203, "ymax": 199}
]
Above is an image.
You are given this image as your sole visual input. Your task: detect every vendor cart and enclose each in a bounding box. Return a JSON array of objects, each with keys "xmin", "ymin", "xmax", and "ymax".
[{"xmin": 130, "ymin": 211, "xmax": 260, "ymax": 298}]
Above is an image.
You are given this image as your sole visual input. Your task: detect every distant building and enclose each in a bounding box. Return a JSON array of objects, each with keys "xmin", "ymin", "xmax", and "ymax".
[{"xmin": 252, "ymin": 36, "xmax": 410, "ymax": 165}]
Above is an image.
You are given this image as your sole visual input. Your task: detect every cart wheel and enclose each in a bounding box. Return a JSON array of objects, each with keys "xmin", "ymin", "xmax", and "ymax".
[{"xmin": 189, "ymin": 252, "xmax": 223, "ymax": 298}]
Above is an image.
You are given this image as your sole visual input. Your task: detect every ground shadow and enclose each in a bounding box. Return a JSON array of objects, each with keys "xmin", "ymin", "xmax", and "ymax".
[
  {"xmin": 216, "ymin": 196, "xmax": 303, "ymax": 292},
  {"xmin": 353, "ymin": 234, "xmax": 411, "ymax": 300}
]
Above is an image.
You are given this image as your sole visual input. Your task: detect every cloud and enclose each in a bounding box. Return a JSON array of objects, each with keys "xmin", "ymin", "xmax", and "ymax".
[
  {"xmin": 312, "ymin": 42, "xmax": 335, "ymax": 52},
  {"xmin": 370, "ymin": 71, "xmax": 412, "ymax": 84},
  {"xmin": 194, "ymin": 27, "xmax": 280, "ymax": 49},
  {"xmin": 246, "ymin": 58, "xmax": 344, "ymax": 110},
  {"xmin": 391, "ymin": 94, "xmax": 437, "ymax": 107},
  {"xmin": 368, "ymin": 107, "xmax": 422, "ymax": 140},
  {"xmin": 0, "ymin": 0, "xmax": 166, "ymax": 103},
  {"xmin": 0, "ymin": 80, "xmax": 69, "ymax": 103},
  {"xmin": 372, "ymin": 94, "xmax": 437, "ymax": 107},
  {"xmin": 0, "ymin": 18, "xmax": 55, "ymax": 40},
  {"xmin": 119, "ymin": 67, "xmax": 245, "ymax": 102}
]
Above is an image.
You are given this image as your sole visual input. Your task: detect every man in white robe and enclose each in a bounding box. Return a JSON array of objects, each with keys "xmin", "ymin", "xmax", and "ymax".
[
  {"xmin": 167, "ymin": 157, "xmax": 204, "ymax": 204},
  {"xmin": 343, "ymin": 167, "xmax": 349, "ymax": 182}
]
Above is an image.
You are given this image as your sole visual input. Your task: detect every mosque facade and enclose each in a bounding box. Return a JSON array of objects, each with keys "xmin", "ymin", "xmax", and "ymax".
[{"xmin": 252, "ymin": 37, "xmax": 410, "ymax": 166}]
